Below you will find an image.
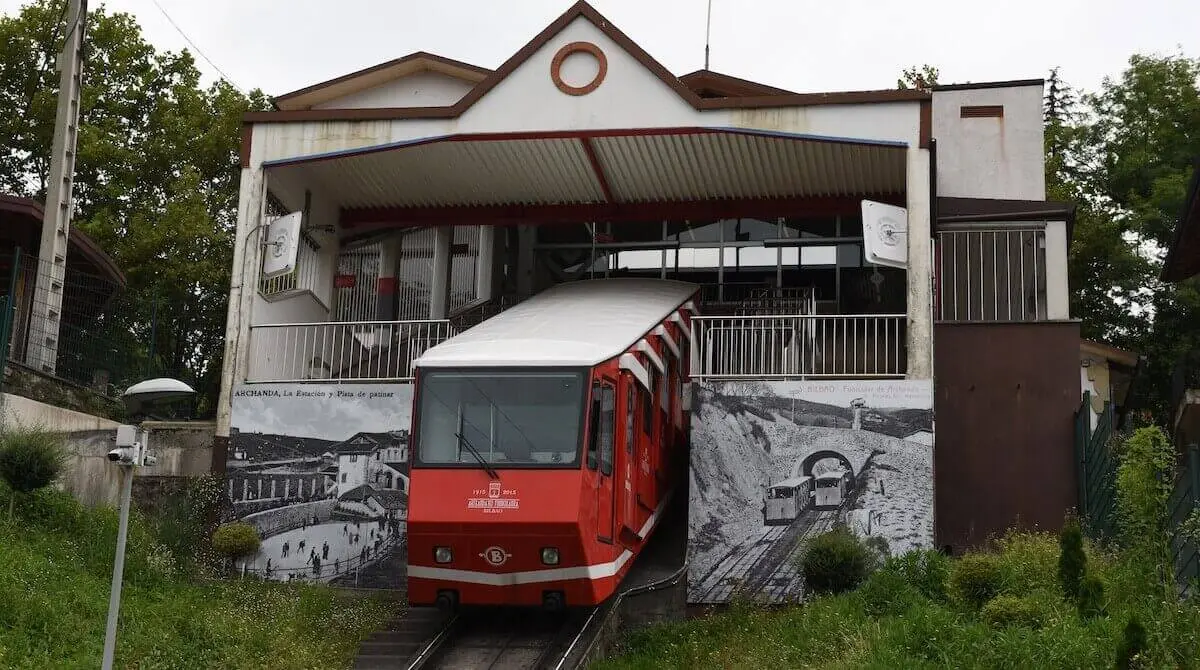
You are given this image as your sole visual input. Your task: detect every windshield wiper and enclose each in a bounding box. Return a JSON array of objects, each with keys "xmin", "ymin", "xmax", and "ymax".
[{"xmin": 456, "ymin": 431, "xmax": 500, "ymax": 480}]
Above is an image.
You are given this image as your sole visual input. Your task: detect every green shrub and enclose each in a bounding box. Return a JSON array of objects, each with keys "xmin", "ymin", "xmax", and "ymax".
[
  {"xmin": 211, "ymin": 522, "xmax": 261, "ymax": 561},
  {"xmin": 980, "ymin": 594, "xmax": 1046, "ymax": 629},
  {"xmin": 1077, "ymin": 573, "xmax": 1105, "ymax": 620},
  {"xmin": 1116, "ymin": 615, "xmax": 1148, "ymax": 669},
  {"xmin": 0, "ymin": 426, "xmax": 67, "ymax": 519},
  {"xmin": 856, "ymin": 567, "xmax": 921, "ymax": 617},
  {"xmin": 950, "ymin": 553, "xmax": 1005, "ymax": 609},
  {"xmin": 884, "ymin": 548, "xmax": 951, "ymax": 601},
  {"xmin": 1115, "ymin": 427, "xmax": 1174, "ymax": 590},
  {"xmin": 801, "ymin": 526, "xmax": 876, "ymax": 595},
  {"xmin": 1058, "ymin": 514, "xmax": 1086, "ymax": 599}
]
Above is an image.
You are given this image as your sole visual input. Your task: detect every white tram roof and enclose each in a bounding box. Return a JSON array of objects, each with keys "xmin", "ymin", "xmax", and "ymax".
[
  {"xmin": 814, "ymin": 469, "xmax": 847, "ymax": 480},
  {"xmin": 769, "ymin": 476, "xmax": 812, "ymax": 489},
  {"xmin": 415, "ymin": 278, "xmax": 699, "ymax": 368}
]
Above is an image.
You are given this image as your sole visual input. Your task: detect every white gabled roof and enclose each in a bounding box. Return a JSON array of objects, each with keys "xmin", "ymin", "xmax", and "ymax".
[{"xmin": 415, "ymin": 278, "xmax": 699, "ymax": 368}]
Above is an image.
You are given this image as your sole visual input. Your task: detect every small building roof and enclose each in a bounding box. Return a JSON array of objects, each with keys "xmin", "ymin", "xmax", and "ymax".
[
  {"xmin": 415, "ymin": 278, "xmax": 698, "ymax": 368},
  {"xmin": 0, "ymin": 194, "xmax": 126, "ymax": 286},
  {"xmin": 770, "ymin": 476, "xmax": 812, "ymax": 488}
]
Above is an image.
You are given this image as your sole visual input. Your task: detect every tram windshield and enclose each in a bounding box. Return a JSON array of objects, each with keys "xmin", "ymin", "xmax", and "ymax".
[{"xmin": 414, "ymin": 369, "xmax": 587, "ymax": 468}]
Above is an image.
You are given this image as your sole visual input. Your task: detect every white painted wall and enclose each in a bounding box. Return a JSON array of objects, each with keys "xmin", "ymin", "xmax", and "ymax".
[
  {"xmin": 931, "ymin": 84, "xmax": 1046, "ymax": 200},
  {"xmin": 313, "ymin": 71, "xmax": 474, "ymax": 109}
]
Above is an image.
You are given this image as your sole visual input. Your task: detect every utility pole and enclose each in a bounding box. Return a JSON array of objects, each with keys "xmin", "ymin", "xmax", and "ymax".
[{"xmin": 32, "ymin": 0, "xmax": 88, "ymax": 375}]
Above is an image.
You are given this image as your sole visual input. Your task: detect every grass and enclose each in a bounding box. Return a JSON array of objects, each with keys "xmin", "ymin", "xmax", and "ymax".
[
  {"xmin": 0, "ymin": 481, "xmax": 397, "ymax": 669},
  {"xmin": 593, "ymin": 531, "xmax": 1200, "ymax": 670}
]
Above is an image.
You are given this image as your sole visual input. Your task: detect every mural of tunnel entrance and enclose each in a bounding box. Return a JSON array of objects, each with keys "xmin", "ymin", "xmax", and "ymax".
[{"xmin": 688, "ymin": 379, "xmax": 933, "ymax": 604}]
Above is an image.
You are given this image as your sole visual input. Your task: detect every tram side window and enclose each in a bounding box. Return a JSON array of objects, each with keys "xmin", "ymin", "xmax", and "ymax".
[
  {"xmin": 642, "ymin": 367, "xmax": 655, "ymax": 435},
  {"xmin": 625, "ymin": 382, "xmax": 634, "ymax": 454},
  {"xmin": 587, "ymin": 385, "xmax": 601, "ymax": 470},
  {"xmin": 660, "ymin": 355, "xmax": 672, "ymax": 412},
  {"xmin": 597, "ymin": 385, "xmax": 615, "ymax": 476}
]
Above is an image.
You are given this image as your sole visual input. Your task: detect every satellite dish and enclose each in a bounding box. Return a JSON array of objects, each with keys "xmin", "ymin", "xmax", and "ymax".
[
  {"xmin": 262, "ymin": 211, "xmax": 303, "ymax": 279},
  {"xmin": 861, "ymin": 200, "xmax": 909, "ymax": 269}
]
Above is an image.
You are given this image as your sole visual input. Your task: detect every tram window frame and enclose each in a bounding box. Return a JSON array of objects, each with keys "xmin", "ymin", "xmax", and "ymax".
[
  {"xmin": 596, "ymin": 383, "xmax": 615, "ymax": 476},
  {"xmin": 642, "ymin": 366, "xmax": 655, "ymax": 436},
  {"xmin": 586, "ymin": 383, "xmax": 601, "ymax": 471},
  {"xmin": 624, "ymin": 379, "xmax": 634, "ymax": 454},
  {"xmin": 660, "ymin": 352, "xmax": 672, "ymax": 412}
]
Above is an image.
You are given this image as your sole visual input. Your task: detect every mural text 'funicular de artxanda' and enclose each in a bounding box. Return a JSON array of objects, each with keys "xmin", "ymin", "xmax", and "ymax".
[{"xmin": 216, "ymin": 1, "xmax": 1074, "ymax": 604}]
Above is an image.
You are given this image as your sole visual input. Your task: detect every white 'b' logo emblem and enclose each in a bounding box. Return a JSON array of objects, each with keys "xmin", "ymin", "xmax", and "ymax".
[{"xmin": 481, "ymin": 546, "xmax": 510, "ymax": 566}]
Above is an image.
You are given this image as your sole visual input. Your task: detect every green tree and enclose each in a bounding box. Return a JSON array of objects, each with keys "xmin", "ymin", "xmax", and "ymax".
[
  {"xmin": 0, "ymin": 426, "xmax": 67, "ymax": 519},
  {"xmin": 1046, "ymin": 54, "xmax": 1200, "ymax": 422},
  {"xmin": 0, "ymin": 0, "xmax": 270, "ymax": 414},
  {"xmin": 897, "ymin": 64, "xmax": 939, "ymax": 91}
]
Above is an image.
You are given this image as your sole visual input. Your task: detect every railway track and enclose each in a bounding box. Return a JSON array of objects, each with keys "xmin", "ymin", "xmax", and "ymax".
[{"xmin": 406, "ymin": 606, "xmax": 595, "ymax": 670}]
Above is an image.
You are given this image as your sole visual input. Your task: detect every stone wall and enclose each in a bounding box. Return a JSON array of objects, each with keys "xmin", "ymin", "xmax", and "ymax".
[{"xmin": 3, "ymin": 363, "xmax": 124, "ymax": 420}]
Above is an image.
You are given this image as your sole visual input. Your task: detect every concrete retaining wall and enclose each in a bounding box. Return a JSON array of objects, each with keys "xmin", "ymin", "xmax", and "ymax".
[{"xmin": 1, "ymin": 393, "xmax": 215, "ymax": 507}]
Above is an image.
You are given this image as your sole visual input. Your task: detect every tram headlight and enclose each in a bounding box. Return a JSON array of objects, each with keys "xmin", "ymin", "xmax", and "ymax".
[
  {"xmin": 541, "ymin": 547, "xmax": 560, "ymax": 566},
  {"xmin": 434, "ymin": 546, "xmax": 453, "ymax": 564}
]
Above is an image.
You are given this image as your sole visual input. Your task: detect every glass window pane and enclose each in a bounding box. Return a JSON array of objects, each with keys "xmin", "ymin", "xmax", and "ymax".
[{"xmin": 416, "ymin": 370, "xmax": 585, "ymax": 466}]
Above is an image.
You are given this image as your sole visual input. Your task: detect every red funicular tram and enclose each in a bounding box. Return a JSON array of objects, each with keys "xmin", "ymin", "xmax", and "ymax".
[{"xmin": 406, "ymin": 278, "xmax": 699, "ymax": 611}]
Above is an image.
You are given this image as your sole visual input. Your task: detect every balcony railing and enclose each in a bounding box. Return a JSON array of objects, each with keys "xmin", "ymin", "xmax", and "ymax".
[
  {"xmin": 691, "ymin": 314, "xmax": 907, "ymax": 379},
  {"xmin": 937, "ymin": 226, "xmax": 1047, "ymax": 322},
  {"xmin": 247, "ymin": 320, "xmax": 456, "ymax": 383}
]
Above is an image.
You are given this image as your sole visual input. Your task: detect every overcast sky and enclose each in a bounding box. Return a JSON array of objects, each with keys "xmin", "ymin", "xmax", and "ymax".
[{"xmin": 2, "ymin": 0, "xmax": 1195, "ymax": 99}]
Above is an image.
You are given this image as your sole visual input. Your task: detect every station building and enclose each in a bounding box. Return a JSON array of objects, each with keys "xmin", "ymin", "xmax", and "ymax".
[{"xmin": 216, "ymin": 1, "xmax": 1081, "ymax": 599}]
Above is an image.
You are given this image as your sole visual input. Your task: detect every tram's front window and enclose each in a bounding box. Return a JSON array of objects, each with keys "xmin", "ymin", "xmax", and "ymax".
[{"xmin": 416, "ymin": 369, "xmax": 586, "ymax": 467}]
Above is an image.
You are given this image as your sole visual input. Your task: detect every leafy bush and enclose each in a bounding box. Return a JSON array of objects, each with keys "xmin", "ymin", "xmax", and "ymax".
[
  {"xmin": 980, "ymin": 594, "xmax": 1046, "ymax": 629},
  {"xmin": 1058, "ymin": 514, "xmax": 1086, "ymax": 599},
  {"xmin": 883, "ymin": 548, "xmax": 951, "ymax": 601},
  {"xmin": 1077, "ymin": 573, "xmax": 1105, "ymax": 620},
  {"xmin": 801, "ymin": 526, "xmax": 877, "ymax": 595},
  {"xmin": 1115, "ymin": 427, "xmax": 1174, "ymax": 588},
  {"xmin": 1116, "ymin": 616, "xmax": 1148, "ymax": 669},
  {"xmin": 856, "ymin": 568, "xmax": 921, "ymax": 617},
  {"xmin": 0, "ymin": 426, "xmax": 67, "ymax": 519},
  {"xmin": 950, "ymin": 553, "xmax": 1005, "ymax": 609},
  {"xmin": 211, "ymin": 522, "xmax": 261, "ymax": 560}
]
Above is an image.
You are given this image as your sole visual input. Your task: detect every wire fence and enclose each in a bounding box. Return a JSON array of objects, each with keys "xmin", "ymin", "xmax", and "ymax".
[{"xmin": 0, "ymin": 247, "xmax": 175, "ymax": 399}]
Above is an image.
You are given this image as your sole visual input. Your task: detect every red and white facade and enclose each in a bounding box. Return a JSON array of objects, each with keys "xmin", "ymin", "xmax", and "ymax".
[{"xmin": 218, "ymin": 0, "xmax": 1080, "ymax": 572}]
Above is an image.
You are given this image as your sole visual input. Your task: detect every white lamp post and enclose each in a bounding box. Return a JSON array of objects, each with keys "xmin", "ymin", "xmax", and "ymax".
[{"xmin": 101, "ymin": 378, "xmax": 195, "ymax": 670}]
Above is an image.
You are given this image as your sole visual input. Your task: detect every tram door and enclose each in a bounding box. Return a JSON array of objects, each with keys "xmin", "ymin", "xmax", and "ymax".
[
  {"xmin": 591, "ymin": 380, "xmax": 616, "ymax": 543},
  {"xmin": 619, "ymin": 372, "xmax": 639, "ymax": 540}
]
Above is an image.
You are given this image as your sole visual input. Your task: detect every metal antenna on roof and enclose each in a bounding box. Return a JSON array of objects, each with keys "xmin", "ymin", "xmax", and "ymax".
[{"xmin": 704, "ymin": 0, "xmax": 713, "ymax": 70}]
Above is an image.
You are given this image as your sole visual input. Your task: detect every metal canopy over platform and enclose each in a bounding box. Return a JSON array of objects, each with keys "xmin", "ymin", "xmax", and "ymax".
[{"xmin": 261, "ymin": 127, "xmax": 909, "ymax": 229}]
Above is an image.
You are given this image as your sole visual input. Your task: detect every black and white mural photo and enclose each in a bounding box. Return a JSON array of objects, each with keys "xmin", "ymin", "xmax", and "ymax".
[
  {"xmin": 226, "ymin": 383, "xmax": 413, "ymax": 590},
  {"xmin": 687, "ymin": 379, "xmax": 934, "ymax": 604}
]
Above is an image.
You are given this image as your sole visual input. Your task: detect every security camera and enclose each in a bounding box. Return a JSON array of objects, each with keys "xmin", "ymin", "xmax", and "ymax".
[{"xmin": 107, "ymin": 447, "xmax": 136, "ymax": 464}]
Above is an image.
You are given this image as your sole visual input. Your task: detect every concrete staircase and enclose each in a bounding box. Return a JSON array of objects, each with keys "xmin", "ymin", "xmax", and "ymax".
[{"xmin": 353, "ymin": 607, "xmax": 449, "ymax": 670}]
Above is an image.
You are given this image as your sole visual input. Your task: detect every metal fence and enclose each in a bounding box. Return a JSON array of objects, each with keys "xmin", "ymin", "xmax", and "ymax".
[
  {"xmin": 690, "ymin": 314, "xmax": 907, "ymax": 379},
  {"xmin": 246, "ymin": 320, "xmax": 456, "ymax": 382},
  {"xmin": 1170, "ymin": 446, "xmax": 1200, "ymax": 598},
  {"xmin": 0, "ymin": 248, "xmax": 165, "ymax": 396},
  {"xmin": 936, "ymin": 226, "xmax": 1048, "ymax": 322},
  {"xmin": 1074, "ymin": 392, "xmax": 1119, "ymax": 541}
]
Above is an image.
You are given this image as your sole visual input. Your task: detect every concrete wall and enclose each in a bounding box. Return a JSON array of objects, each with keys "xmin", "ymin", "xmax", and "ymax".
[
  {"xmin": 2, "ymin": 392, "xmax": 215, "ymax": 508},
  {"xmin": 931, "ymin": 83, "xmax": 1046, "ymax": 201}
]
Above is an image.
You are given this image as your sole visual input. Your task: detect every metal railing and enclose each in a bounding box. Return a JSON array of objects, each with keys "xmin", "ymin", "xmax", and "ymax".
[
  {"xmin": 936, "ymin": 226, "xmax": 1047, "ymax": 322},
  {"xmin": 700, "ymin": 284, "xmax": 817, "ymax": 316},
  {"xmin": 691, "ymin": 314, "xmax": 907, "ymax": 379},
  {"xmin": 247, "ymin": 319, "xmax": 456, "ymax": 382},
  {"xmin": 260, "ymin": 236, "xmax": 327, "ymax": 304}
]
